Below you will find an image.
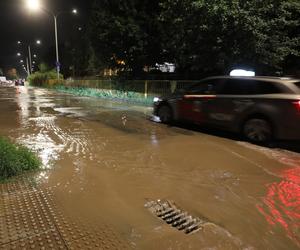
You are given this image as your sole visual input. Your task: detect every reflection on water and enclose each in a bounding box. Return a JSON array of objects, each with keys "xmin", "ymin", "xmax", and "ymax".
[
  {"xmin": 257, "ymin": 167, "xmax": 300, "ymax": 247},
  {"xmin": 15, "ymin": 88, "xmax": 64, "ymax": 169},
  {"xmin": 19, "ymin": 132, "xmax": 65, "ymax": 168},
  {"xmin": 14, "ymin": 88, "xmax": 90, "ymax": 173},
  {"xmin": 150, "ymin": 132, "xmax": 159, "ymax": 146},
  {"xmin": 20, "ymin": 116, "xmax": 65, "ymax": 168},
  {"xmin": 15, "ymin": 87, "xmax": 30, "ymax": 126},
  {"xmin": 237, "ymin": 141, "xmax": 300, "ymax": 168},
  {"xmin": 35, "ymin": 171, "xmax": 50, "ymax": 184}
]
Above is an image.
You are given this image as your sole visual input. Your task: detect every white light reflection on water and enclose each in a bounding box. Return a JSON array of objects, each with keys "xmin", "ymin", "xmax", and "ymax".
[
  {"xmin": 150, "ymin": 133, "xmax": 159, "ymax": 146},
  {"xmin": 15, "ymin": 88, "xmax": 63, "ymax": 179},
  {"xmin": 19, "ymin": 132, "xmax": 65, "ymax": 168},
  {"xmin": 237, "ymin": 141, "xmax": 300, "ymax": 168},
  {"xmin": 35, "ymin": 171, "xmax": 50, "ymax": 184},
  {"xmin": 17, "ymin": 114, "xmax": 65, "ymax": 172},
  {"xmin": 15, "ymin": 87, "xmax": 30, "ymax": 126}
]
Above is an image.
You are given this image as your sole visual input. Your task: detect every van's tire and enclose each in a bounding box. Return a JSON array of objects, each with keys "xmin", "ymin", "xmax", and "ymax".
[
  {"xmin": 243, "ymin": 118, "xmax": 273, "ymax": 143},
  {"xmin": 157, "ymin": 105, "xmax": 173, "ymax": 124}
]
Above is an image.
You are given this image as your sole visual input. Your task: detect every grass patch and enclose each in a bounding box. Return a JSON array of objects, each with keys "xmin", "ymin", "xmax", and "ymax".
[{"xmin": 0, "ymin": 137, "xmax": 41, "ymax": 181}]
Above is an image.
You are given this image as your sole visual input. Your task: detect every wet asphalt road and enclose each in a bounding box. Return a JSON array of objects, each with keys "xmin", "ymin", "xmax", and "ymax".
[{"xmin": 0, "ymin": 86, "xmax": 300, "ymax": 250}]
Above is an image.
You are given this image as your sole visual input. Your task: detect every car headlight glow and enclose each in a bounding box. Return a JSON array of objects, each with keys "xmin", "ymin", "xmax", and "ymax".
[{"xmin": 153, "ymin": 97, "xmax": 161, "ymax": 103}]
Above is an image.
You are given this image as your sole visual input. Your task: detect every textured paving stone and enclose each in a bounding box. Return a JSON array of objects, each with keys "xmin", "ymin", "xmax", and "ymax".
[{"xmin": 0, "ymin": 179, "xmax": 130, "ymax": 249}]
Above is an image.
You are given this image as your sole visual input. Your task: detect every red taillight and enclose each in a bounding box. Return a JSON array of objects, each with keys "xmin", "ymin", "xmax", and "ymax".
[{"xmin": 292, "ymin": 100, "xmax": 300, "ymax": 112}]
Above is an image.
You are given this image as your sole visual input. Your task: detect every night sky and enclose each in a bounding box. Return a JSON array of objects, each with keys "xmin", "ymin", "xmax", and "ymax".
[{"xmin": 0, "ymin": 0, "xmax": 92, "ymax": 75}]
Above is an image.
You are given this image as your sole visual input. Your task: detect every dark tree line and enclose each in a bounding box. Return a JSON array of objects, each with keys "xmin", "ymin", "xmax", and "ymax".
[
  {"xmin": 158, "ymin": 0, "xmax": 300, "ymax": 77},
  {"xmin": 60, "ymin": 0, "xmax": 300, "ymax": 78}
]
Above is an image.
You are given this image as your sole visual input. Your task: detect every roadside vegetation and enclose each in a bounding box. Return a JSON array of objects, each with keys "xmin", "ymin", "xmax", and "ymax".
[
  {"xmin": 28, "ymin": 63, "xmax": 63, "ymax": 87},
  {"xmin": 0, "ymin": 137, "xmax": 41, "ymax": 181},
  {"xmin": 54, "ymin": 85, "xmax": 153, "ymax": 105},
  {"xmin": 29, "ymin": 63, "xmax": 154, "ymax": 105}
]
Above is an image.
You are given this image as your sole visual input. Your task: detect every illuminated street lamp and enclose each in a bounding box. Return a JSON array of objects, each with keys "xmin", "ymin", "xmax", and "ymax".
[
  {"xmin": 25, "ymin": 0, "xmax": 78, "ymax": 80},
  {"xmin": 20, "ymin": 60, "xmax": 24, "ymax": 63},
  {"xmin": 17, "ymin": 53, "xmax": 21, "ymax": 57},
  {"xmin": 18, "ymin": 39, "xmax": 41, "ymax": 75},
  {"xmin": 26, "ymin": 0, "xmax": 41, "ymax": 11}
]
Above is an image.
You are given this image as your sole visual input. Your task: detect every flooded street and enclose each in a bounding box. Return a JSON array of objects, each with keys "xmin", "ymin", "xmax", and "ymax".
[{"xmin": 1, "ymin": 86, "xmax": 300, "ymax": 249}]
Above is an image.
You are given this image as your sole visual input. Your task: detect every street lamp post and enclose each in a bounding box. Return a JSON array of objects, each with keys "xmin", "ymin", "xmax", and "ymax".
[
  {"xmin": 25, "ymin": 0, "xmax": 78, "ymax": 80},
  {"xmin": 28, "ymin": 45, "xmax": 32, "ymax": 74},
  {"xmin": 26, "ymin": 58, "xmax": 30, "ymax": 76},
  {"xmin": 51, "ymin": 11, "xmax": 77, "ymax": 80},
  {"xmin": 18, "ymin": 40, "xmax": 41, "ymax": 75},
  {"xmin": 54, "ymin": 15, "xmax": 60, "ymax": 80}
]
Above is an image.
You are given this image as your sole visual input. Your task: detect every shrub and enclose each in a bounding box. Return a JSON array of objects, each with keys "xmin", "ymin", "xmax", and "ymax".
[
  {"xmin": 0, "ymin": 137, "xmax": 41, "ymax": 180},
  {"xmin": 28, "ymin": 65, "xmax": 63, "ymax": 87}
]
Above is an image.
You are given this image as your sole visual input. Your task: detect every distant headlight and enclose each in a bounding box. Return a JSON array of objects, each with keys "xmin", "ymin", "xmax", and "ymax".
[{"xmin": 153, "ymin": 97, "xmax": 162, "ymax": 103}]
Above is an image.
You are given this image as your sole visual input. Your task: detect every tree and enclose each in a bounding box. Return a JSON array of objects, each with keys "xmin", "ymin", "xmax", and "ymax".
[
  {"xmin": 160, "ymin": 0, "xmax": 300, "ymax": 76},
  {"xmin": 88, "ymin": 0, "xmax": 300, "ymax": 78},
  {"xmin": 38, "ymin": 63, "xmax": 50, "ymax": 73},
  {"xmin": 28, "ymin": 63, "xmax": 63, "ymax": 86},
  {"xmin": 6, "ymin": 68, "xmax": 18, "ymax": 80},
  {"xmin": 89, "ymin": 0, "xmax": 165, "ymax": 76}
]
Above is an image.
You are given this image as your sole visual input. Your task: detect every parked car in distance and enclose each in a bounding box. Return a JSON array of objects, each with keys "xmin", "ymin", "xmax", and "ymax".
[
  {"xmin": 14, "ymin": 79, "xmax": 25, "ymax": 86},
  {"xmin": 153, "ymin": 76, "xmax": 300, "ymax": 143}
]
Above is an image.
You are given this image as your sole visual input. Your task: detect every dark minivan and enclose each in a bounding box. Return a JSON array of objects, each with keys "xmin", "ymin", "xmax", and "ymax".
[{"xmin": 153, "ymin": 76, "xmax": 300, "ymax": 143}]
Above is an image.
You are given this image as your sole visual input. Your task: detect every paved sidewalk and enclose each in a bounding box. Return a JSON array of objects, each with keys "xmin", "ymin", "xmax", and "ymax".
[{"xmin": 0, "ymin": 178, "xmax": 129, "ymax": 250}]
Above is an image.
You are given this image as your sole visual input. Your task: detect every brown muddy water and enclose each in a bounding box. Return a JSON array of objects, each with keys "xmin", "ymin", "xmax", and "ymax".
[{"xmin": 0, "ymin": 86, "xmax": 300, "ymax": 249}]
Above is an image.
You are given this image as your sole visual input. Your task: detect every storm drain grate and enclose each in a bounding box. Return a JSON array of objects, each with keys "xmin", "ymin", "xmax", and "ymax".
[{"xmin": 145, "ymin": 200, "xmax": 206, "ymax": 235}]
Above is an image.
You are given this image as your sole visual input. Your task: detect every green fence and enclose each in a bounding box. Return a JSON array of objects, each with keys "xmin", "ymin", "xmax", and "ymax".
[
  {"xmin": 62, "ymin": 79, "xmax": 199, "ymax": 98},
  {"xmin": 45, "ymin": 79, "xmax": 201, "ymax": 105}
]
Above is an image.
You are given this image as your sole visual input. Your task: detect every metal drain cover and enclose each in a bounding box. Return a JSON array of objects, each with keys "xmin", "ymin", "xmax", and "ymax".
[{"xmin": 145, "ymin": 200, "xmax": 205, "ymax": 235}]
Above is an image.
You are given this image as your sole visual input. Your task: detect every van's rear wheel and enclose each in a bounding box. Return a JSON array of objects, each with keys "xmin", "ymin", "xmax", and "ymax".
[
  {"xmin": 157, "ymin": 105, "xmax": 173, "ymax": 123},
  {"xmin": 243, "ymin": 118, "xmax": 272, "ymax": 143}
]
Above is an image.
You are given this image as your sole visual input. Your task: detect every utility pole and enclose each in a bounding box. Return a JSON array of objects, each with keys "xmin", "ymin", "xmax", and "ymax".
[
  {"xmin": 26, "ymin": 57, "xmax": 30, "ymax": 76},
  {"xmin": 54, "ymin": 15, "xmax": 60, "ymax": 80},
  {"xmin": 28, "ymin": 45, "xmax": 32, "ymax": 74}
]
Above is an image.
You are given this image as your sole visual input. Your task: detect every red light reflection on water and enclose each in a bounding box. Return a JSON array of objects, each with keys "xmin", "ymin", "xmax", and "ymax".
[{"xmin": 257, "ymin": 167, "xmax": 300, "ymax": 246}]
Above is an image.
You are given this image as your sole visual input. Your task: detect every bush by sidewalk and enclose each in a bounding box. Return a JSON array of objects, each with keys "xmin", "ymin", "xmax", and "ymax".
[
  {"xmin": 0, "ymin": 137, "xmax": 41, "ymax": 180},
  {"xmin": 27, "ymin": 63, "xmax": 64, "ymax": 87}
]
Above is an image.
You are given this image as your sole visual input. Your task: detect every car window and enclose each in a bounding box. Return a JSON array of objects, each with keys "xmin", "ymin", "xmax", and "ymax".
[
  {"xmin": 186, "ymin": 79, "xmax": 221, "ymax": 95},
  {"xmin": 293, "ymin": 82, "xmax": 300, "ymax": 90},
  {"xmin": 219, "ymin": 79, "xmax": 282, "ymax": 95},
  {"xmin": 219, "ymin": 79, "xmax": 248, "ymax": 95},
  {"xmin": 256, "ymin": 81, "xmax": 283, "ymax": 94}
]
